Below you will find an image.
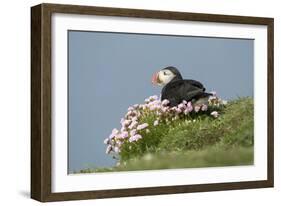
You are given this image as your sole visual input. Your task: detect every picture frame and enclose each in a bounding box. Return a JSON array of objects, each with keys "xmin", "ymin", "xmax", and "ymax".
[{"xmin": 31, "ymin": 3, "xmax": 274, "ymax": 202}]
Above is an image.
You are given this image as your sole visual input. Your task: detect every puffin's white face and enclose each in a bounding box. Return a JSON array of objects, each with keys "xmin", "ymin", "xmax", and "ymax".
[{"xmin": 152, "ymin": 69, "xmax": 176, "ymax": 86}]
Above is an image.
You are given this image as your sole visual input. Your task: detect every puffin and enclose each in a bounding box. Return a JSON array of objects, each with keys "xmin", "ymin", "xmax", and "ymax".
[{"xmin": 151, "ymin": 66, "xmax": 211, "ymax": 107}]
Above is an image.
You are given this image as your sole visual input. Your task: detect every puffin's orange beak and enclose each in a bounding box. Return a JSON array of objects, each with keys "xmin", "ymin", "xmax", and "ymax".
[{"xmin": 151, "ymin": 72, "xmax": 159, "ymax": 85}]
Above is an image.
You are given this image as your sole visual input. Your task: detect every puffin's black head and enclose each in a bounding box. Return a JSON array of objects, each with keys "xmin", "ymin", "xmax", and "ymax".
[{"xmin": 152, "ymin": 66, "xmax": 183, "ymax": 86}]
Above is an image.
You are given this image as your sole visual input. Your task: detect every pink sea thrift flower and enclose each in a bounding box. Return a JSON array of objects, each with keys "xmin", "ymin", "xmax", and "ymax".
[
  {"xmin": 178, "ymin": 103, "xmax": 186, "ymax": 110},
  {"xmin": 103, "ymin": 138, "xmax": 110, "ymax": 144},
  {"xmin": 112, "ymin": 128, "xmax": 118, "ymax": 134},
  {"xmin": 162, "ymin": 99, "xmax": 170, "ymax": 106},
  {"xmin": 129, "ymin": 134, "xmax": 142, "ymax": 142},
  {"xmin": 137, "ymin": 123, "xmax": 149, "ymax": 130},
  {"xmin": 211, "ymin": 111, "xmax": 219, "ymax": 118},
  {"xmin": 109, "ymin": 128, "xmax": 118, "ymax": 139},
  {"xmin": 153, "ymin": 120, "xmax": 159, "ymax": 126},
  {"xmin": 130, "ymin": 129, "xmax": 137, "ymax": 136},
  {"xmin": 175, "ymin": 108, "xmax": 182, "ymax": 114},
  {"xmin": 201, "ymin": 104, "xmax": 208, "ymax": 111},
  {"xmin": 210, "ymin": 91, "xmax": 217, "ymax": 96},
  {"xmin": 144, "ymin": 98, "xmax": 150, "ymax": 103},
  {"xmin": 120, "ymin": 131, "xmax": 129, "ymax": 139},
  {"xmin": 122, "ymin": 119, "xmax": 131, "ymax": 127},
  {"xmin": 106, "ymin": 145, "xmax": 112, "ymax": 154},
  {"xmin": 128, "ymin": 121, "xmax": 138, "ymax": 129},
  {"xmin": 131, "ymin": 116, "xmax": 138, "ymax": 122},
  {"xmin": 208, "ymin": 95, "xmax": 217, "ymax": 102},
  {"xmin": 128, "ymin": 106, "xmax": 134, "ymax": 111},
  {"xmin": 149, "ymin": 105, "xmax": 156, "ymax": 111},
  {"xmin": 194, "ymin": 105, "xmax": 200, "ymax": 113},
  {"xmin": 186, "ymin": 102, "xmax": 193, "ymax": 112},
  {"xmin": 149, "ymin": 95, "xmax": 158, "ymax": 101},
  {"xmin": 161, "ymin": 107, "xmax": 168, "ymax": 113},
  {"xmin": 154, "ymin": 105, "xmax": 161, "ymax": 111},
  {"xmin": 126, "ymin": 110, "xmax": 133, "ymax": 116},
  {"xmin": 116, "ymin": 140, "xmax": 122, "ymax": 147},
  {"xmin": 182, "ymin": 100, "xmax": 187, "ymax": 105},
  {"xmin": 113, "ymin": 146, "xmax": 120, "ymax": 153}
]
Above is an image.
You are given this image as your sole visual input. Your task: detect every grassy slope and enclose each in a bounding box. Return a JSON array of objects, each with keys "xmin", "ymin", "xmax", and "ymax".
[{"xmin": 80, "ymin": 97, "xmax": 254, "ymax": 173}]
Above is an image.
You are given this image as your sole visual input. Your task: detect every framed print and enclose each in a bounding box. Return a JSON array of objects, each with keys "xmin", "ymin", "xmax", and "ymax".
[{"xmin": 31, "ymin": 3, "xmax": 274, "ymax": 202}]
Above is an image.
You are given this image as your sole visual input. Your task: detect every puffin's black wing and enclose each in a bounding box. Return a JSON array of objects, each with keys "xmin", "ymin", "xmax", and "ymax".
[
  {"xmin": 184, "ymin": 79, "xmax": 206, "ymax": 91},
  {"xmin": 161, "ymin": 79, "xmax": 206, "ymax": 106}
]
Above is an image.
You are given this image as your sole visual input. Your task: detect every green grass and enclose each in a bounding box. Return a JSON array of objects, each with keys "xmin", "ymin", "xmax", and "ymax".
[
  {"xmin": 80, "ymin": 146, "xmax": 253, "ymax": 173},
  {"xmin": 79, "ymin": 97, "xmax": 254, "ymax": 173}
]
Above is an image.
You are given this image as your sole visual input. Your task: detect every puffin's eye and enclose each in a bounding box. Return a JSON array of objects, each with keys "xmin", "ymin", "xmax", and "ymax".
[{"xmin": 163, "ymin": 71, "xmax": 167, "ymax": 75}]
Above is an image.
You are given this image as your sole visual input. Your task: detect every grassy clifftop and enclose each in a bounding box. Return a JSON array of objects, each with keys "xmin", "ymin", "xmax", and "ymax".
[{"xmin": 81, "ymin": 97, "xmax": 254, "ymax": 173}]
